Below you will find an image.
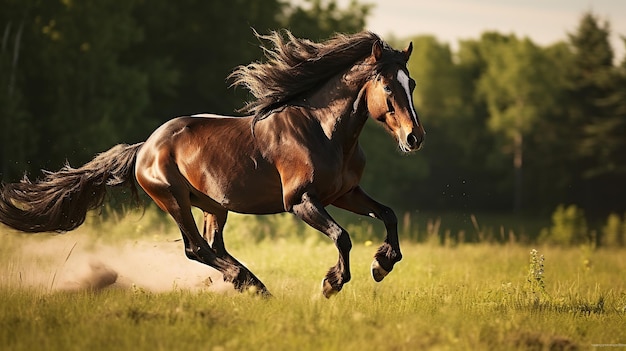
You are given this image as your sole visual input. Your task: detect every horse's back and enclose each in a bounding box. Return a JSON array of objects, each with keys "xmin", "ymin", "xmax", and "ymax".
[{"xmin": 135, "ymin": 115, "xmax": 285, "ymax": 214}]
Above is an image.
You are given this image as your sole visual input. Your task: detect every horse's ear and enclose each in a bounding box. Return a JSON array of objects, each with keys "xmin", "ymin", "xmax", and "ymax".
[
  {"xmin": 372, "ymin": 40, "xmax": 383, "ymax": 61},
  {"xmin": 403, "ymin": 42, "xmax": 413, "ymax": 62}
]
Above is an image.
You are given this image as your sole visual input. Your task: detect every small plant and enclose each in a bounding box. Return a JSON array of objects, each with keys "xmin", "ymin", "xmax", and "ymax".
[
  {"xmin": 539, "ymin": 204, "xmax": 588, "ymax": 245},
  {"xmin": 526, "ymin": 249, "xmax": 547, "ymax": 302},
  {"xmin": 601, "ymin": 213, "xmax": 626, "ymax": 247}
]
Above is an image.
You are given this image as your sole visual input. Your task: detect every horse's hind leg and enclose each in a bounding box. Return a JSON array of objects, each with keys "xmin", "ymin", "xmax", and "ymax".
[
  {"xmin": 163, "ymin": 201, "xmax": 239, "ymax": 285},
  {"xmin": 201, "ymin": 210, "xmax": 269, "ymax": 295},
  {"xmin": 137, "ymin": 167, "xmax": 266, "ymax": 295}
]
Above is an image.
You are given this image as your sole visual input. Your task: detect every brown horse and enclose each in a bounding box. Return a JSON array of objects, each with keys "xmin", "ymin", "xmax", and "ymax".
[{"xmin": 0, "ymin": 30, "xmax": 424, "ymax": 297}]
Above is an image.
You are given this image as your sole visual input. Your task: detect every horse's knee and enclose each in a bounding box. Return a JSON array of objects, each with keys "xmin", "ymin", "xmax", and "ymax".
[
  {"xmin": 336, "ymin": 231, "xmax": 352, "ymax": 252},
  {"xmin": 379, "ymin": 206, "xmax": 397, "ymax": 226}
]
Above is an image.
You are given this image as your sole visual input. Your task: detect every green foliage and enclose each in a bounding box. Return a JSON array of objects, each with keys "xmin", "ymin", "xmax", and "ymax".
[
  {"xmin": 358, "ymin": 122, "xmax": 430, "ymax": 208},
  {"xmin": 539, "ymin": 205, "xmax": 589, "ymax": 245},
  {"xmin": 559, "ymin": 12, "xmax": 626, "ymax": 211},
  {"xmin": 1, "ymin": 0, "xmax": 151, "ymax": 176},
  {"xmin": 477, "ymin": 35, "xmax": 562, "ymax": 212},
  {"xmin": 479, "ymin": 37, "xmax": 556, "ymax": 136},
  {"xmin": 601, "ymin": 212, "xmax": 626, "ymax": 247},
  {"xmin": 402, "ymin": 35, "xmax": 501, "ymax": 211},
  {"xmin": 0, "ymin": 0, "xmax": 370, "ymax": 180},
  {"xmin": 281, "ymin": 0, "xmax": 373, "ymax": 39},
  {"xmin": 128, "ymin": 0, "xmax": 287, "ymax": 119},
  {"xmin": 0, "ymin": 22, "xmax": 34, "ymax": 177},
  {"xmin": 1, "ymin": 3, "xmax": 625, "ymax": 217}
]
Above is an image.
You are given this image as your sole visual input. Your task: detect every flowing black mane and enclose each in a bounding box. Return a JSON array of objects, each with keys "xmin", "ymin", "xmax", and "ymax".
[{"xmin": 228, "ymin": 30, "xmax": 402, "ymax": 126}]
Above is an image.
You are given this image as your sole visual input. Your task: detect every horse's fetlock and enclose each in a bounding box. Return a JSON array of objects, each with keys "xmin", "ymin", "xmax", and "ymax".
[
  {"xmin": 223, "ymin": 266, "xmax": 242, "ymax": 283},
  {"xmin": 344, "ymin": 271, "xmax": 352, "ymax": 284}
]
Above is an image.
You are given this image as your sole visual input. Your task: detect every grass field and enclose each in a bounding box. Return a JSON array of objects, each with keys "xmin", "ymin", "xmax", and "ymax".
[{"xmin": 1, "ymin": 209, "xmax": 625, "ymax": 350}]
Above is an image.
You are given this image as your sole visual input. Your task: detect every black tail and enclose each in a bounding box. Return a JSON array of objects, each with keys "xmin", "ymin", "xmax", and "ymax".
[{"xmin": 0, "ymin": 143, "xmax": 144, "ymax": 233}]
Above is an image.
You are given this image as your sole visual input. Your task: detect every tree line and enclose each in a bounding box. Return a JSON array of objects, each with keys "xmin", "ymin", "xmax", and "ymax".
[
  {"xmin": 1, "ymin": 1, "xmax": 624, "ymax": 217},
  {"xmin": 363, "ymin": 11, "xmax": 626, "ymax": 217}
]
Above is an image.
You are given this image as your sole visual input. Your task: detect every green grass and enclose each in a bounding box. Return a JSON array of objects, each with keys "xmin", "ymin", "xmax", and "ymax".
[{"xmin": 1, "ymin": 209, "xmax": 625, "ymax": 350}]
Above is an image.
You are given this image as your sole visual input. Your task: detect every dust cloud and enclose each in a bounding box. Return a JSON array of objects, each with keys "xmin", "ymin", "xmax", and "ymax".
[{"xmin": 5, "ymin": 233, "xmax": 235, "ymax": 294}]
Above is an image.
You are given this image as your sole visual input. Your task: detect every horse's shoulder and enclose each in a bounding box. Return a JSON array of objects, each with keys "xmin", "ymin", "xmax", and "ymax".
[{"xmin": 345, "ymin": 142, "xmax": 366, "ymax": 169}]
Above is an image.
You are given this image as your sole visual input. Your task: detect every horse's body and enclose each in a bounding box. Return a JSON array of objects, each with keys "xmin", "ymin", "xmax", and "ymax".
[
  {"xmin": 0, "ymin": 31, "xmax": 424, "ymax": 297},
  {"xmin": 139, "ymin": 110, "xmax": 365, "ymax": 215},
  {"xmin": 138, "ymin": 115, "xmax": 286, "ymax": 214}
]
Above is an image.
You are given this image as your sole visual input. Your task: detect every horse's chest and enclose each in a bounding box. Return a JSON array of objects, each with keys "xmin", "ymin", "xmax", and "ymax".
[{"xmin": 315, "ymin": 148, "xmax": 365, "ymax": 201}]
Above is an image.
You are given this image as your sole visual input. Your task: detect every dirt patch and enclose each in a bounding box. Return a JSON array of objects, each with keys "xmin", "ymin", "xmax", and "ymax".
[{"xmin": 5, "ymin": 233, "xmax": 234, "ymax": 294}]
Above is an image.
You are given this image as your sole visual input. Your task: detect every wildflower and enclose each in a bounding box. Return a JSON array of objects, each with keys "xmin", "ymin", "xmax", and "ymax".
[{"xmin": 527, "ymin": 249, "xmax": 546, "ymax": 298}]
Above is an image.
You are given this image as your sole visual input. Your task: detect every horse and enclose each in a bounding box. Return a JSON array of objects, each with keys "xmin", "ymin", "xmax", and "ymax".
[{"xmin": 0, "ymin": 30, "xmax": 424, "ymax": 298}]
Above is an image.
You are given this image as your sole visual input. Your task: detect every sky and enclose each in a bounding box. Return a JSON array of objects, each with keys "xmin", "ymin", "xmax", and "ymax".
[{"xmin": 346, "ymin": 0, "xmax": 626, "ymax": 62}]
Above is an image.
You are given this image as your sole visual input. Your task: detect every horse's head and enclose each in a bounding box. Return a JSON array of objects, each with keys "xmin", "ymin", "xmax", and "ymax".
[{"xmin": 363, "ymin": 41, "xmax": 425, "ymax": 152}]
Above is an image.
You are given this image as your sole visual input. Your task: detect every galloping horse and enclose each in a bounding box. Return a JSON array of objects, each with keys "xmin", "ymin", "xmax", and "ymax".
[{"xmin": 0, "ymin": 31, "xmax": 424, "ymax": 297}]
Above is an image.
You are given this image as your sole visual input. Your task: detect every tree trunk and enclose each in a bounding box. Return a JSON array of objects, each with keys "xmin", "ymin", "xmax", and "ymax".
[{"xmin": 513, "ymin": 130, "xmax": 523, "ymax": 213}]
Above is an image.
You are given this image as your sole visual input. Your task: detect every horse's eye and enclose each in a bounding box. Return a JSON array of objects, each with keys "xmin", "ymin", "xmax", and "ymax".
[{"xmin": 383, "ymin": 85, "xmax": 392, "ymax": 94}]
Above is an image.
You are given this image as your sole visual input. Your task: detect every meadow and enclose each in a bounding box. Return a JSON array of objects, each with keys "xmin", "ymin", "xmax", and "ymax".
[{"xmin": 1, "ymin": 207, "xmax": 625, "ymax": 350}]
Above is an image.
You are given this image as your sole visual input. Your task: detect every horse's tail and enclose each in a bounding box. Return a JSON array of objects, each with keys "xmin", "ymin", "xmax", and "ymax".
[{"xmin": 0, "ymin": 142, "xmax": 144, "ymax": 233}]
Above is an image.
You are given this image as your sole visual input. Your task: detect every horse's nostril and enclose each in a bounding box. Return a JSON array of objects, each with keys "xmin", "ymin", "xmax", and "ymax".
[{"xmin": 407, "ymin": 133, "xmax": 419, "ymax": 148}]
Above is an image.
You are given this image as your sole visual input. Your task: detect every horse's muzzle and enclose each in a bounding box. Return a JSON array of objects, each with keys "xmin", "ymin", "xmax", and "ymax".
[{"xmin": 406, "ymin": 132, "xmax": 423, "ymax": 151}]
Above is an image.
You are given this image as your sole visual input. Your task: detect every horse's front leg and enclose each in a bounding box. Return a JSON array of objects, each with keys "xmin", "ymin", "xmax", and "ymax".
[
  {"xmin": 332, "ymin": 186, "xmax": 402, "ymax": 282},
  {"xmin": 291, "ymin": 192, "xmax": 352, "ymax": 298}
]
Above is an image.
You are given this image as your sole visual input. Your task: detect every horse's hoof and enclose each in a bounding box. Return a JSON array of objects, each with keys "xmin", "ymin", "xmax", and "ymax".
[
  {"xmin": 371, "ymin": 260, "xmax": 389, "ymax": 282},
  {"xmin": 260, "ymin": 289, "xmax": 273, "ymax": 298},
  {"xmin": 321, "ymin": 278, "xmax": 339, "ymax": 299}
]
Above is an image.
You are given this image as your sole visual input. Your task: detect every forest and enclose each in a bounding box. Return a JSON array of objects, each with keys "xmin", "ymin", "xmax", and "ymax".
[{"xmin": 1, "ymin": 0, "xmax": 625, "ymax": 218}]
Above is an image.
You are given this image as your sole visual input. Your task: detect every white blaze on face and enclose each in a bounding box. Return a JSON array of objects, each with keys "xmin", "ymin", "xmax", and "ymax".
[{"xmin": 396, "ymin": 70, "xmax": 419, "ymax": 127}]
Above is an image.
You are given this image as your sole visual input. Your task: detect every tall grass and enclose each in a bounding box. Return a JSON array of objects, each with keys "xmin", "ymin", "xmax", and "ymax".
[{"xmin": 1, "ymin": 206, "xmax": 625, "ymax": 350}]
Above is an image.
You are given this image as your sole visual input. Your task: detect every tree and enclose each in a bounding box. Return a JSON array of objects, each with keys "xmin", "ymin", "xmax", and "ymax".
[
  {"xmin": 522, "ymin": 42, "xmax": 574, "ymax": 212},
  {"xmin": 0, "ymin": 0, "xmax": 372, "ymax": 183},
  {"xmin": 477, "ymin": 35, "xmax": 559, "ymax": 213},
  {"xmin": 128, "ymin": 0, "xmax": 372, "ymax": 120},
  {"xmin": 282, "ymin": 0, "xmax": 373, "ymax": 40},
  {"xmin": 128, "ymin": 0, "xmax": 287, "ymax": 121},
  {"xmin": 402, "ymin": 36, "xmax": 478, "ymax": 210},
  {"xmin": 564, "ymin": 12, "xmax": 625, "ymax": 213},
  {"xmin": 1, "ymin": 0, "xmax": 149, "ymax": 180},
  {"xmin": 1, "ymin": 13, "xmax": 33, "ymax": 179}
]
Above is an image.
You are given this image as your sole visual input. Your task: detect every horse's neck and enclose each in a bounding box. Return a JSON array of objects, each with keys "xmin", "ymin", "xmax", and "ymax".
[{"xmin": 305, "ymin": 68, "xmax": 369, "ymax": 147}]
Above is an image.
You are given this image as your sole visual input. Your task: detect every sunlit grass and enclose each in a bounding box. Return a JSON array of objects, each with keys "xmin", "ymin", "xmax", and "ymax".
[{"xmin": 1, "ymin": 207, "xmax": 625, "ymax": 350}]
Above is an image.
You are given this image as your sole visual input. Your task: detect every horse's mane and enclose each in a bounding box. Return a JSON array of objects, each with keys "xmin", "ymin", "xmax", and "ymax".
[{"xmin": 228, "ymin": 30, "xmax": 399, "ymax": 127}]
